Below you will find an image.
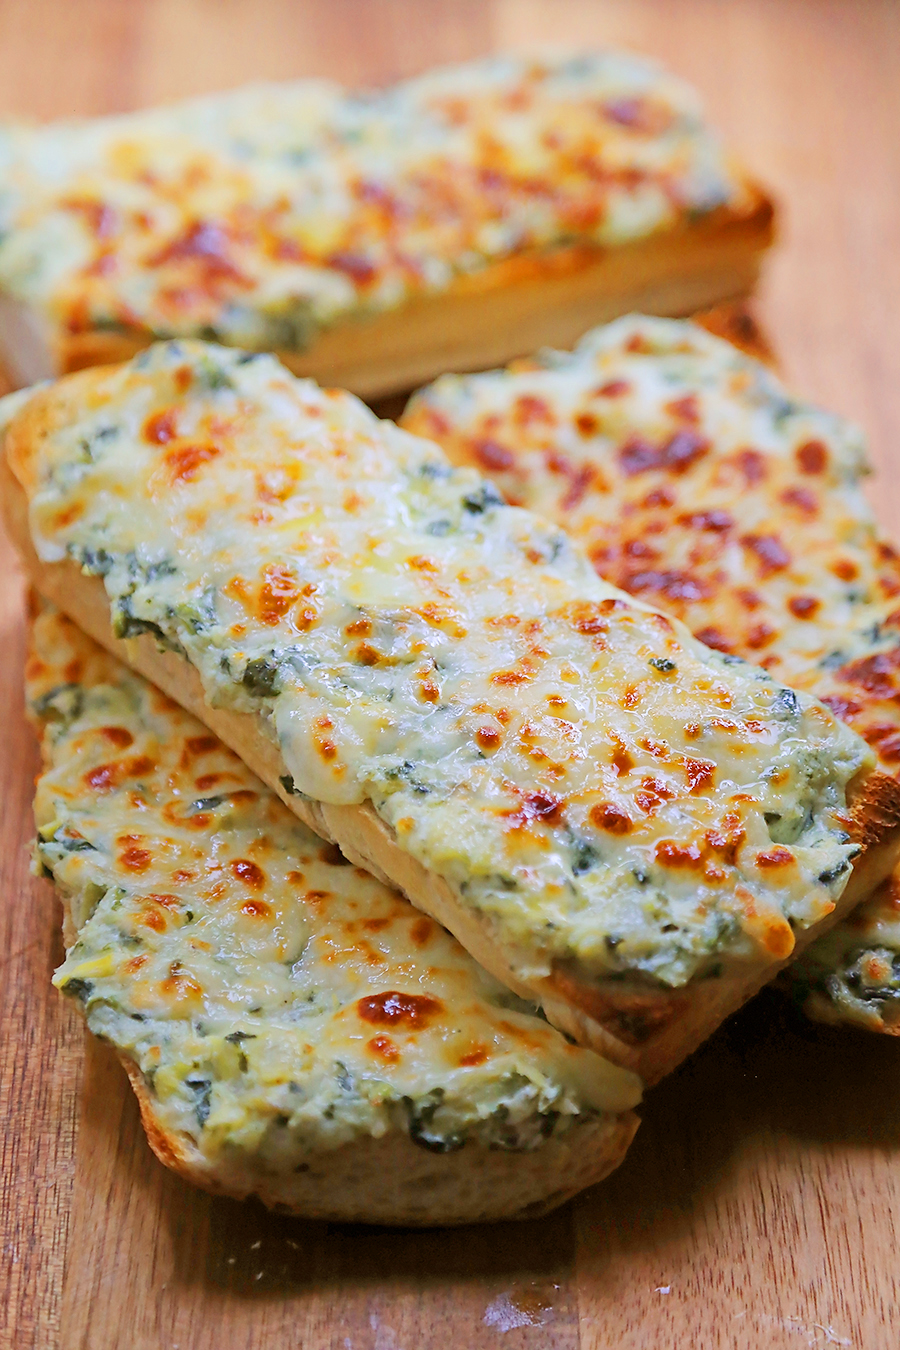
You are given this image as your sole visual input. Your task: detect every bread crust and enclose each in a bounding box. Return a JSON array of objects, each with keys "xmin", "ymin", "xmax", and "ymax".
[
  {"xmin": 57, "ymin": 877, "xmax": 638, "ymax": 1225},
  {"xmin": 119, "ymin": 1055, "xmax": 638, "ymax": 1226},
  {"xmin": 33, "ymin": 615, "xmax": 639, "ymax": 1227},
  {"xmin": 8, "ymin": 455, "xmax": 900, "ymax": 1084},
  {"xmin": 0, "ymin": 190, "xmax": 773, "ymax": 396}
]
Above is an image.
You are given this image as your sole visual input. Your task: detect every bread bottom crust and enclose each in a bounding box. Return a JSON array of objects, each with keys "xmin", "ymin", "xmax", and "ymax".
[
  {"xmin": 118, "ymin": 1056, "xmax": 638, "ymax": 1226},
  {"xmin": 0, "ymin": 194, "xmax": 774, "ymax": 397},
  {"xmin": 7, "ymin": 457, "xmax": 900, "ymax": 1085},
  {"xmin": 56, "ymin": 880, "xmax": 637, "ymax": 1224}
]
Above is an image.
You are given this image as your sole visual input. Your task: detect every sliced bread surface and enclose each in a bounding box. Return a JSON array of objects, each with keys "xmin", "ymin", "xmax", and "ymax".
[
  {"xmin": 28, "ymin": 602, "xmax": 640, "ymax": 1224},
  {"xmin": 4, "ymin": 341, "xmax": 896, "ymax": 1083},
  {"xmin": 0, "ymin": 52, "xmax": 772, "ymax": 395},
  {"xmin": 401, "ymin": 313, "xmax": 900, "ymax": 1031}
]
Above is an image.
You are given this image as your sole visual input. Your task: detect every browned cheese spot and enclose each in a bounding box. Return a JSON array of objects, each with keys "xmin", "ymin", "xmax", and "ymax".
[
  {"xmin": 230, "ymin": 858, "xmax": 266, "ymax": 889},
  {"xmin": 590, "ymin": 802, "xmax": 633, "ymax": 833},
  {"xmin": 356, "ymin": 991, "xmax": 443, "ymax": 1029},
  {"xmin": 367, "ymin": 1034, "xmax": 400, "ymax": 1062}
]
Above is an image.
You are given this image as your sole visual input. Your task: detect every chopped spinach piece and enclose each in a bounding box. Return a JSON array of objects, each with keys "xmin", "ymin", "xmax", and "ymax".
[
  {"xmin": 462, "ymin": 484, "xmax": 503, "ymax": 513},
  {"xmin": 418, "ymin": 460, "xmax": 452, "ymax": 481},
  {"xmin": 242, "ymin": 655, "xmax": 282, "ymax": 697},
  {"xmin": 143, "ymin": 558, "xmax": 177, "ymax": 582},
  {"xmin": 818, "ymin": 860, "xmax": 850, "ymax": 885},
  {"xmin": 112, "ymin": 595, "xmax": 168, "ymax": 644},
  {"xmin": 403, "ymin": 1089, "xmax": 464, "ymax": 1154},
  {"xmin": 31, "ymin": 683, "xmax": 85, "ymax": 726},
  {"xmin": 60, "ymin": 977, "xmax": 93, "ymax": 1003},
  {"xmin": 58, "ymin": 836, "xmax": 97, "ymax": 854},
  {"xmin": 184, "ymin": 1076, "xmax": 212, "ymax": 1128},
  {"xmin": 384, "ymin": 760, "xmax": 430, "ymax": 794},
  {"xmin": 192, "ymin": 354, "xmax": 234, "ymax": 391},
  {"xmin": 572, "ymin": 839, "xmax": 599, "ymax": 875},
  {"xmin": 772, "ymin": 687, "xmax": 800, "ymax": 720},
  {"xmin": 76, "ymin": 546, "xmax": 115, "ymax": 577},
  {"xmin": 335, "ymin": 1061, "xmax": 354, "ymax": 1093}
]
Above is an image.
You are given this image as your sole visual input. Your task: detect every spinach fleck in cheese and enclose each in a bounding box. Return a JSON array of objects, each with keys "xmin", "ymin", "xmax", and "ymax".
[
  {"xmin": 402, "ymin": 313, "xmax": 900, "ymax": 1027},
  {"xmin": 7, "ymin": 341, "xmax": 871, "ymax": 995},
  {"xmin": 0, "ymin": 53, "xmax": 748, "ymax": 351},
  {"xmin": 31, "ymin": 606, "xmax": 639, "ymax": 1167}
]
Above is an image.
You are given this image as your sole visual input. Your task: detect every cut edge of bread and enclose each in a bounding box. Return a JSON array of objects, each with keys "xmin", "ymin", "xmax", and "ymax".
[
  {"xmin": 32, "ymin": 628, "xmax": 638, "ymax": 1227},
  {"xmin": 8, "ymin": 453, "xmax": 900, "ymax": 1085},
  {"xmin": 119, "ymin": 1054, "xmax": 639, "ymax": 1226},
  {"xmin": 0, "ymin": 187, "xmax": 774, "ymax": 397}
]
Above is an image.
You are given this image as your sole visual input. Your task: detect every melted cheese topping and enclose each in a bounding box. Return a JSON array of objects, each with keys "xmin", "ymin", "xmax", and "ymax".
[
  {"xmin": 31, "ymin": 606, "xmax": 638, "ymax": 1164},
  {"xmin": 0, "ymin": 53, "xmax": 747, "ymax": 349},
  {"xmin": 7, "ymin": 342, "xmax": 870, "ymax": 996},
  {"xmin": 402, "ymin": 313, "xmax": 900, "ymax": 1024}
]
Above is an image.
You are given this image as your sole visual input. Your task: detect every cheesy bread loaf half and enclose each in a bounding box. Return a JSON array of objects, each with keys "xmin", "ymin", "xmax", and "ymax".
[
  {"xmin": 0, "ymin": 53, "xmax": 773, "ymax": 396},
  {"xmin": 402, "ymin": 313, "xmax": 900, "ymax": 1033},
  {"xmin": 3, "ymin": 340, "xmax": 896, "ymax": 1084},
  {"xmin": 29, "ymin": 603, "xmax": 641, "ymax": 1224}
]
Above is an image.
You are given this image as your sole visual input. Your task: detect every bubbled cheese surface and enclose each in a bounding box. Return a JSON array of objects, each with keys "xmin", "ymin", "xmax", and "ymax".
[
  {"xmin": 31, "ymin": 606, "xmax": 638, "ymax": 1165},
  {"xmin": 8, "ymin": 341, "xmax": 870, "ymax": 992},
  {"xmin": 402, "ymin": 313, "xmax": 900, "ymax": 1025},
  {"xmin": 0, "ymin": 53, "xmax": 748, "ymax": 349}
]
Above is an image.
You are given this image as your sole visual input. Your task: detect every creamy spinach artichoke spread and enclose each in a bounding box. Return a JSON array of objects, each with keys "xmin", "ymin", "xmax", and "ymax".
[
  {"xmin": 31, "ymin": 606, "xmax": 638, "ymax": 1164},
  {"xmin": 790, "ymin": 876, "xmax": 900, "ymax": 1032},
  {"xmin": 0, "ymin": 52, "xmax": 747, "ymax": 351},
  {"xmin": 8, "ymin": 341, "xmax": 872, "ymax": 992},
  {"xmin": 403, "ymin": 313, "xmax": 900, "ymax": 1025}
]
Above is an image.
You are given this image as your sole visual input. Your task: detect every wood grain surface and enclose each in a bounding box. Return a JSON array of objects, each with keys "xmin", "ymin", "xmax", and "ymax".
[{"xmin": 1, "ymin": 2, "xmax": 899, "ymax": 1347}]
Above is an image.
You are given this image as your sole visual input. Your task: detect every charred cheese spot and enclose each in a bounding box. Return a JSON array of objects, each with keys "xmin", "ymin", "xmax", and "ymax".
[
  {"xmin": 590, "ymin": 803, "xmax": 632, "ymax": 834},
  {"xmin": 655, "ymin": 840, "xmax": 703, "ymax": 869},
  {"xmin": 741, "ymin": 534, "xmax": 791, "ymax": 576},
  {"xmin": 144, "ymin": 408, "xmax": 178, "ymax": 444},
  {"xmin": 475, "ymin": 726, "xmax": 501, "ymax": 750},
  {"xmin": 788, "ymin": 596, "xmax": 820, "ymax": 620},
  {"xmin": 85, "ymin": 764, "xmax": 116, "ymax": 791},
  {"xmin": 257, "ymin": 564, "xmax": 300, "ymax": 626},
  {"xmin": 796, "ymin": 441, "xmax": 828, "ymax": 474},
  {"xmin": 685, "ymin": 758, "xmax": 715, "ymax": 793},
  {"xmin": 367, "ymin": 1034, "xmax": 400, "ymax": 1062},
  {"xmin": 120, "ymin": 842, "xmax": 152, "ymax": 872},
  {"xmin": 240, "ymin": 898, "xmax": 273, "ymax": 918},
  {"xmin": 185, "ymin": 735, "xmax": 218, "ymax": 756},
  {"xmin": 230, "ymin": 859, "xmax": 266, "ymax": 888},
  {"xmin": 410, "ymin": 917, "xmax": 435, "ymax": 946},
  {"xmin": 165, "ymin": 443, "xmax": 220, "ymax": 483},
  {"xmin": 99, "ymin": 726, "xmax": 134, "ymax": 748},
  {"xmin": 356, "ymin": 991, "xmax": 443, "ymax": 1029},
  {"xmin": 756, "ymin": 847, "xmax": 794, "ymax": 869},
  {"xmin": 473, "ymin": 439, "xmax": 515, "ymax": 472}
]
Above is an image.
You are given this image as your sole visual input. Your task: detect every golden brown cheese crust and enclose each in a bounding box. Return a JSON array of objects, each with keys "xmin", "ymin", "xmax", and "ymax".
[
  {"xmin": 0, "ymin": 54, "xmax": 773, "ymax": 392},
  {"xmin": 29, "ymin": 603, "xmax": 640, "ymax": 1224},
  {"xmin": 3, "ymin": 338, "xmax": 894, "ymax": 1082},
  {"xmin": 401, "ymin": 313, "xmax": 900, "ymax": 1030}
]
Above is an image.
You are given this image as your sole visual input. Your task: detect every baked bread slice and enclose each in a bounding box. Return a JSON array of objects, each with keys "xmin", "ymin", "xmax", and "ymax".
[
  {"xmin": 4, "ymin": 342, "xmax": 899, "ymax": 1083},
  {"xmin": 401, "ymin": 312, "xmax": 900, "ymax": 1032},
  {"xmin": 28, "ymin": 601, "xmax": 640, "ymax": 1224},
  {"xmin": 0, "ymin": 53, "xmax": 773, "ymax": 396}
]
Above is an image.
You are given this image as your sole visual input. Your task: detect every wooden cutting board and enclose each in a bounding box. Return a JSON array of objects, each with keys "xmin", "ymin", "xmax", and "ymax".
[{"xmin": 2, "ymin": 2, "xmax": 900, "ymax": 1347}]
